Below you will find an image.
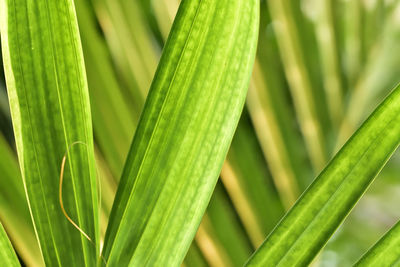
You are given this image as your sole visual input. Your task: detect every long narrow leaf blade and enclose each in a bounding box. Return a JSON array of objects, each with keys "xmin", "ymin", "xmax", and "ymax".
[
  {"xmin": 75, "ymin": 0, "xmax": 137, "ymax": 178},
  {"xmin": 0, "ymin": 134, "xmax": 43, "ymax": 266},
  {"xmin": 355, "ymin": 220, "xmax": 400, "ymax": 266},
  {"xmin": 200, "ymin": 183, "xmax": 254, "ymax": 266},
  {"xmin": 246, "ymin": 83, "xmax": 400, "ymax": 266},
  {"xmin": 1, "ymin": 0, "xmax": 99, "ymax": 265},
  {"xmin": 102, "ymin": 0, "xmax": 259, "ymax": 265},
  {"xmin": 0, "ymin": 222, "xmax": 20, "ymax": 267},
  {"xmin": 267, "ymin": 0, "xmax": 328, "ymax": 171}
]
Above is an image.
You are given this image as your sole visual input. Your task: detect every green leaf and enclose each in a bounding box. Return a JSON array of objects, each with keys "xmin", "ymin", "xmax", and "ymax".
[
  {"xmin": 355, "ymin": 220, "xmax": 400, "ymax": 266},
  {"xmin": 202, "ymin": 183, "xmax": 253, "ymax": 266},
  {"xmin": 90, "ymin": 0, "xmax": 158, "ymax": 110},
  {"xmin": 266, "ymin": 0, "xmax": 328, "ymax": 171},
  {"xmin": 1, "ymin": 0, "xmax": 99, "ymax": 265},
  {"xmin": 0, "ymin": 134, "xmax": 43, "ymax": 266},
  {"xmin": 312, "ymin": 0, "xmax": 344, "ymax": 128},
  {"xmin": 222, "ymin": 113, "xmax": 285, "ymax": 246},
  {"xmin": 183, "ymin": 243, "xmax": 208, "ymax": 267},
  {"xmin": 245, "ymin": 83, "xmax": 400, "ymax": 266},
  {"xmin": 0, "ymin": 222, "xmax": 20, "ymax": 267},
  {"xmin": 247, "ymin": 2, "xmax": 312, "ymax": 207},
  {"xmin": 75, "ymin": 0, "xmax": 136, "ymax": 178},
  {"xmin": 102, "ymin": 0, "xmax": 259, "ymax": 265},
  {"xmin": 336, "ymin": 6, "xmax": 400, "ymax": 148}
]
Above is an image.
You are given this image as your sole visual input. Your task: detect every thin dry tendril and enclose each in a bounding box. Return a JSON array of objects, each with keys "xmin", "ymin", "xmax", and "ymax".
[
  {"xmin": 59, "ymin": 141, "xmax": 107, "ymax": 265},
  {"xmin": 59, "ymin": 141, "xmax": 92, "ymax": 241}
]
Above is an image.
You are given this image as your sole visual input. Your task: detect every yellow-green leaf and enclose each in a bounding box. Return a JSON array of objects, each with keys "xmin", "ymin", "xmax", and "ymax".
[
  {"xmin": 102, "ymin": 0, "xmax": 259, "ymax": 265},
  {"xmin": 355, "ymin": 220, "xmax": 400, "ymax": 266},
  {"xmin": 246, "ymin": 83, "xmax": 400, "ymax": 266},
  {"xmin": 0, "ymin": 222, "xmax": 20, "ymax": 267},
  {"xmin": 1, "ymin": 0, "xmax": 99, "ymax": 265}
]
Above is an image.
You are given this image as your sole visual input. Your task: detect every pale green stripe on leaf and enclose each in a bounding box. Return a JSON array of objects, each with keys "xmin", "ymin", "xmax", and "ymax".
[
  {"xmin": 102, "ymin": 0, "xmax": 259, "ymax": 265},
  {"xmin": 267, "ymin": 0, "xmax": 327, "ymax": 171}
]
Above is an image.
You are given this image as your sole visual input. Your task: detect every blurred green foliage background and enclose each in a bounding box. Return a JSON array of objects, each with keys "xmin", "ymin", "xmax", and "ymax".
[{"xmin": 1, "ymin": 0, "xmax": 400, "ymax": 266}]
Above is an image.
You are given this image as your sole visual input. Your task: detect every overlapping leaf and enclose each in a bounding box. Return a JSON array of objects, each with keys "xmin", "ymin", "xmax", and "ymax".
[{"xmin": 102, "ymin": 0, "xmax": 259, "ymax": 265}]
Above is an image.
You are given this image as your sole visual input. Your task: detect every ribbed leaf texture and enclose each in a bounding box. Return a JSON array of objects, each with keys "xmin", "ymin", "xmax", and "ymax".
[
  {"xmin": 1, "ymin": 0, "xmax": 99, "ymax": 265},
  {"xmin": 102, "ymin": 0, "xmax": 259, "ymax": 265}
]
